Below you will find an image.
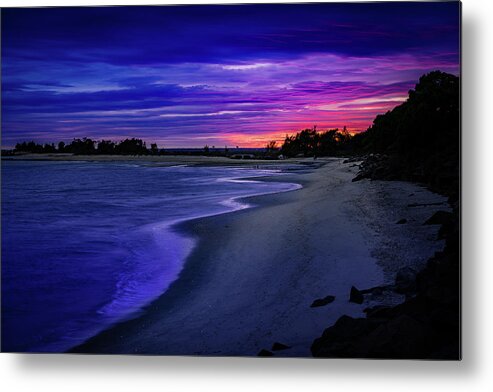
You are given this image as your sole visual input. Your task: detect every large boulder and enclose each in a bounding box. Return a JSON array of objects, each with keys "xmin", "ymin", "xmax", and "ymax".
[{"xmin": 349, "ymin": 286, "xmax": 364, "ymax": 304}]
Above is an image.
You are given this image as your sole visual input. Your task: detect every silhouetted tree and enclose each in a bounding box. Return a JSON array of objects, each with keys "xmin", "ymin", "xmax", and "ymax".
[
  {"xmin": 115, "ymin": 138, "xmax": 148, "ymax": 155},
  {"xmin": 281, "ymin": 127, "xmax": 348, "ymax": 157},
  {"xmin": 43, "ymin": 143, "xmax": 56, "ymax": 153},
  {"xmin": 265, "ymin": 140, "xmax": 279, "ymax": 152},
  {"xmin": 13, "ymin": 137, "xmax": 160, "ymax": 156},
  {"xmin": 150, "ymin": 143, "xmax": 159, "ymax": 155},
  {"xmin": 66, "ymin": 138, "xmax": 96, "ymax": 155},
  {"xmin": 14, "ymin": 141, "xmax": 45, "ymax": 153},
  {"xmin": 348, "ymin": 70, "xmax": 460, "ymax": 198},
  {"xmin": 96, "ymin": 140, "xmax": 116, "ymax": 155}
]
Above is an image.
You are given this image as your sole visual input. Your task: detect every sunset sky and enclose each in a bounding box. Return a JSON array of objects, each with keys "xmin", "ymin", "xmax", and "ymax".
[{"xmin": 1, "ymin": 2, "xmax": 460, "ymax": 148}]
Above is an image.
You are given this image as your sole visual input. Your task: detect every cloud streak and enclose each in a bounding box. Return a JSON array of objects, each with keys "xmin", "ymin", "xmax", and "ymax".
[{"xmin": 1, "ymin": 3, "xmax": 460, "ymax": 147}]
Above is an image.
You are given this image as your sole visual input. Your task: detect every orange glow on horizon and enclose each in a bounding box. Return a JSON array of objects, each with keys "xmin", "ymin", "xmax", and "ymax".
[{"xmin": 223, "ymin": 126, "xmax": 365, "ymax": 148}]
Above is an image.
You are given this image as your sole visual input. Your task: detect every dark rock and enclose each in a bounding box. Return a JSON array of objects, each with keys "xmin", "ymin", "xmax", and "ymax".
[
  {"xmin": 310, "ymin": 295, "xmax": 336, "ymax": 307},
  {"xmin": 271, "ymin": 342, "xmax": 291, "ymax": 351},
  {"xmin": 364, "ymin": 306, "xmax": 394, "ymax": 319},
  {"xmin": 363, "ymin": 305, "xmax": 386, "ymax": 314},
  {"xmin": 424, "ymin": 210, "xmax": 453, "ymax": 225},
  {"xmin": 349, "ymin": 286, "xmax": 364, "ymax": 304},
  {"xmin": 367, "ymin": 286, "xmax": 384, "ymax": 296},
  {"xmin": 408, "ymin": 202, "xmax": 445, "ymax": 207},
  {"xmin": 257, "ymin": 349, "xmax": 273, "ymax": 357},
  {"xmin": 311, "ymin": 208, "xmax": 460, "ymax": 359},
  {"xmin": 343, "ymin": 157, "xmax": 363, "ymax": 164},
  {"xmin": 437, "ymin": 223, "xmax": 453, "ymax": 240},
  {"xmin": 396, "ymin": 218, "xmax": 407, "ymax": 224},
  {"xmin": 359, "ymin": 284, "xmax": 393, "ymax": 295},
  {"xmin": 395, "ymin": 267, "xmax": 417, "ymax": 294},
  {"xmin": 363, "ymin": 315, "xmax": 432, "ymax": 359},
  {"xmin": 351, "ymin": 154, "xmax": 395, "ymax": 183},
  {"xmin": 311, "ymin": 315, "xmax": 382, "ymax": 357},
  {"xmin": 312, "ymin": 312, "xmax": 435, "ymax": 359}
]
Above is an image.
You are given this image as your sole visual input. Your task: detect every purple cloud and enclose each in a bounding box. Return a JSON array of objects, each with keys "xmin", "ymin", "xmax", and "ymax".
[{"xmin": 1, "ymin": 3, "xmax": 460, "ymax": 148}]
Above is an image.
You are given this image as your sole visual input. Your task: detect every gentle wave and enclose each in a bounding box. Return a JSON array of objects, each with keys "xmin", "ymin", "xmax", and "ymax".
[{"xmin": 1, "ymin": 161, "xmax": 302, "ymax": 352}]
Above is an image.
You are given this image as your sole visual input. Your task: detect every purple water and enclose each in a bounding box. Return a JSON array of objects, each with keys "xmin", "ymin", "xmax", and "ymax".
[{"xmin": 1, "ymin": 160, "xmax": 300, "ymax": 352}]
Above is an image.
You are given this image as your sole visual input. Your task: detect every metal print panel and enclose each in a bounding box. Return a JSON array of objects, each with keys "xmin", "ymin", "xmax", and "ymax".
[{"xmin": 0, "ymin": 1, "xmax": 461, "ymax": 359}]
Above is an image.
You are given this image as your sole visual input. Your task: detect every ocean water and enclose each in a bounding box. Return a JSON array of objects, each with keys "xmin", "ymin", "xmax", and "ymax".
[{"xmin": 1, "ymin": 160, "xmax": 300, "ymax": 352}]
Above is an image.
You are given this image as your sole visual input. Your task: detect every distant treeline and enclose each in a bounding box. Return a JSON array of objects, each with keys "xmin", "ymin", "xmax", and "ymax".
[
  {"xmin": 14, "ymin": 138, "xmax": 159, "ymax": 156},
  {"xmin": 11, "ymin": 70, "xmax": 459, "ymax": 192}
]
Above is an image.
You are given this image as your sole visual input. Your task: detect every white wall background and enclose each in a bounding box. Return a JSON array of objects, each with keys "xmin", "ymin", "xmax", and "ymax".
[{"xmin": 1, "ymin": 0, "xmax": 491, "ymax": 391}]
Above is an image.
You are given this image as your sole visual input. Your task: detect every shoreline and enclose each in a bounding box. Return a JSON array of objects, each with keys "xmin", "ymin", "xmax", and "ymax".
[
  {"xmin": 1, "ymin": 153, "xmax": 316, "ymax": 168},
  {"xmin": 69, "ymin": 158, "xmax": 449, "ymax": 356},
  {"xmin": 1, "ymin": 159, "xmax": 308, "ymax": 353}
]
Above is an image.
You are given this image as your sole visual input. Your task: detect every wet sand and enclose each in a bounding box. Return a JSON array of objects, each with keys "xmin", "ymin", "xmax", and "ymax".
[{"xmin": 70, "ymin": 158, "xmax": 449, "ymax": 356}]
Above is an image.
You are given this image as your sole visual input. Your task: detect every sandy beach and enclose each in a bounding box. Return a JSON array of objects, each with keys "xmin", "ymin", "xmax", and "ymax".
[{"xmin": 70, "ymin": 158, "xmax": 449, "ymax": 356}]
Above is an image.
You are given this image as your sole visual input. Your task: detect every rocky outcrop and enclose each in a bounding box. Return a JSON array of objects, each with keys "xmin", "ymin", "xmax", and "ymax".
[
  {"xmin": 312, "ymin": 72, "xmax": 460, "ymax": 359},
  {"xmin": 424, "ymin": 210, "xmax": 453, "ymax": 226},
  {"xmin": 394, "ymin": 267, "xmax": 417, "ymax": 294},
  {"xmin": 351, "ymin": 154, "xmax": 397, "ymax": 182},
  {"xmin": 353, "ymin": 154, "xmax": 459, "ymax": 204},
  {"xmin": 311, "ymin": 207, "xmax": 460, "ymax": 359}
]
